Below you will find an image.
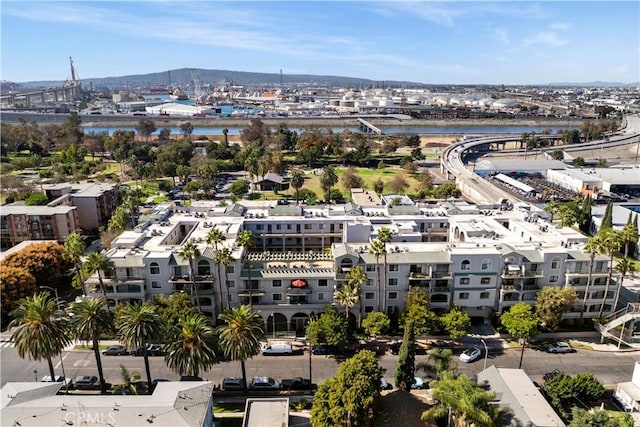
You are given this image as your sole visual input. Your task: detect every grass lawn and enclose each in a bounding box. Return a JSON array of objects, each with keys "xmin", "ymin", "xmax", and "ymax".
[{"xmin": 213, "ymin": 403, "xmax": 246, "ymax": 413}]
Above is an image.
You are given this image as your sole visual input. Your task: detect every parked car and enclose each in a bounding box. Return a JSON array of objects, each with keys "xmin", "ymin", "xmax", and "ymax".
[
  {"xmin": 546, "ymin": 341, "xmax": 575, "ymax": 354},
  {"xmin": 41, "ymin": 375, "xmax": 73, "ymax": 388},
  {"xmin": 130, "ymin": 344, "xmax": 164, "ymax": 356},
  {"xmin": 388, "ymin": 341, "xmax": 401, "ymax": 355},
  {"xmin": 222, "ymin": 377, "xmax": 245, "ymax": 391},
  {"xmin": 249, "ymin": 376, "xmax": 281, "ymax": 391},
  {"xmin": 151, "ymin": 378, "xmax": 169, "ymax": 386},
  {"xmin": 411, "ymin": 377, "xmax": 427, "ymax": 389},
  {"xmin": 262, "ymin": 343, "xmax": 293, "ymax": 355},
  {"xmin": 543, "ymin": 369, "xmax": 562, "ymax": 381},
  {"xmin": 180, "ymin": 375, "xmax": 204, "ymax": 381},
  {"xmin": 380, "ymin": 378, "xmax": 393, "ymax": 390},
  {"xmin": 102, "ymin": 345, "xmax": 128, "ymax": 356},
  {"xmin": 75, "ymin": 375, "xmax": 100, "ymax": 390},
  {"xmin": 458, "ymin": 346, "xmax": 482, "ymax": 363},
  {"xmin": 311, "ymin": 344, "xmax": 340, "ymax": 355},
  {"xmin": 281, "ymin": 377, "xmax": 317, "ymax": 392}
]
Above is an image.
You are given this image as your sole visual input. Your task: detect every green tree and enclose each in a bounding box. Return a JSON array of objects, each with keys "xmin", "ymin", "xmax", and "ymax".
[
  {"xmin": 376, "ymin": 227, "xmax": 394, "ymax": 311},
  {"xmin": 236, "ymin": 229, "xmax": 255, "ymax": 306},
  {"xmin": 404, "ymin": 287, "xmax": 429, "ymax": 310},
  {"xmin": 373, "ymin": 178, "xmax": 384, "ymax": 194},
  {"xmin": 500, "ymin": 302, "xmax": 540, "ymax": 369},
  {"xmin": 394, "ymin": 320, "xmax": 416, "ymax": 391},
  {"xmin": 289, "ymin": 169, "xmax": 305, "ymax": 203},
  {"xmin": 361, "ymin": 311, "xmax": 390, "ymax": 337},
  {"xmin": 416, "ymin": 348, "xmax": 453, "ymax": 380},
  {"xmin": 333, "ymin": 283, "xmax": 360, "ymax": 326},
  {"xmin": 136, "ymin": 118, "xmax": 157, "ymax": 142},
  {"xmin": 340, "ymin": 167, "xmax": 364, "ymax": 191},
  {"xmin": 622, "ymin": 212, "xmax": 639, "ymax": 258},
  {"xmin": 0, "ymin": 241, "xmax": 71, "ymax": 290},
  {"xmin": 214, "ymin": 247, "xmax": 235, "ymax": 310},
  {"xmin": 9, "ymin": 292, "xmax": 71, "ymax": 382},
  {"xmin": 572, "ymin": 372, "xmax": 605, "ymax": 402},
  {"xmin": 572, "ymin": 156, "xmax": 585, "ymax": 167},
  {"xmin": 85, "ymin": 252, "xmax": 115, "ymax": 298},
  {"xmin": 345, "ymin": 265, "xmax": 367, "ymax": 325},
  {"xmin": 177, "ymin": 240, "xmax": 202, "ymax": 311},
  {"xmin": 25, "ymin": 192, "xmax": 49, "ymax": 206},
  {"xmin": 578, "ymin": 196, "xmax": 594, "ymax": 233},
  {"xmin": 440, "ymin": 306, "xmax": 471, "ymax": 339},
  {"xmin": 216, "ymin": 305, "xmax": 264, "ymax": 394},
  {"xmin": 614, "ymin": 258, "xmax": 638, "ymax": 312},
  {"xmin": 306, "ymin": 306, "xmax": 348, "ymax": 347},
  {"xmin": 369, "ymin": 238, "xmax": 386, "ymax": 312},
  {"xmin": 229, "ymin": 179, "xmax": 249, "ymax": 196},
  {"xmin": 164, "ymin": 312, "xmax": 218, "ymax": 377},
  {"xmin": 152, "ymin": 292, "xmax": 198, "ymax": 341},
  {"xmin": 421, "ymin": 371, "xmax": 500, "ymax": 427},
  {"xmin": 404, "ymin": 304, "xmax": 441, "ymax": 335},
  {"xmin": 600, "ymin": 201, "xmax": 613, "ymax": 231},
  {"xmin": 569, "ymin": 408, "xmax": 633, "ymax": 427},
  {"xmin": 63, "ymin": 232, "xmax": 87, "ymax": 295},
  {"xmin": 557, "ymin": 199, "xmax": 582, "ymax": 227},
  {"xmin": 544, "ymin": 200, "xmax": 560, "ymax": 223},
  {"xmin": 535, "ymin": 286, "xmax": 577, "ymax": 330},
  {"xmin": 69, "ymin": 297, "xmax": 114, "ymax": 393},
  {"xmin": 0, "ymin": 266, "xmax": 37, "ymax": 321},
  {"xmin": 597, "ymin": 228, "xmax": 625, "ymax": 319},
  {"xmin": 116, "ymin": 302, "xmax": 161, "ymax": 393},
  {"xmin": 320, "ymin": 165, "xmax": 338, "ymax": 202},
  {"xmin": 310, "ymin": 350, "xmax": 382, "ymax": 427},
  {"xmin": 581, "ymin": 235, "xmax": 602, "ymax": 319},
  {"xmin": 113, "ymin": 365, "xmax": 142, "ymax": 395}
]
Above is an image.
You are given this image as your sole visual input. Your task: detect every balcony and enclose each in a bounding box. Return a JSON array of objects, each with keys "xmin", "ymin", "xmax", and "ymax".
[
  {"xmin": 238, "ymin": 288, "xmax": 266, "ymax": 297},
  {"xmin": 286, "ymin": 286, "xmax": 312, "ymax": 295},
  {"xmin": 432, "ymin": 271, "xmax": 451, "ymax": 279},
  {"xmin": 431, "ymin": 286, "xmax": 451, "ymax": 293},
  {"xmin": 169, "ymin": 275, "xmax": 214, "ymax": 283},
  {"xmin": 409, "ymin": 271, "xmax": 431, "ymax": 280}
]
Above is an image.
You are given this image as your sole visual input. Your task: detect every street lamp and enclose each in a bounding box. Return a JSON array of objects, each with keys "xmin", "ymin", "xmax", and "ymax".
[
  {"xmin": 480, "ymin": 338, "xmax": 488, "ymax": 371},
  {"xmin": 39, "ymin": 286, "xmax": 69, "ymax": 394}
]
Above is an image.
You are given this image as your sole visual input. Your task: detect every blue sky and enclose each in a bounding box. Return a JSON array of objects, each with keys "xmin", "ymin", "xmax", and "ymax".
[{"xmin": 1, "ymin": 1, "xmax": 638, "ymax": 85}]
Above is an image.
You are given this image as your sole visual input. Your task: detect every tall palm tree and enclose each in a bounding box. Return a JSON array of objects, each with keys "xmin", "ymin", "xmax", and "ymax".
[
  {"xmin": 69, "ymin": 297, "xmax": 114, "ymax": 394},
  {"xmin": 597, "ymin": 228, "xmax": 625, "ymax": 320},
  {"xmin": 217, "ymin": 305, "xmax": 264, "ymax": 394},
  {"xmin": 116, "ymin": 302, "xmax": 161, "ymax": 393},
  {"xmin": 215, "ymin": 247, "xmax": 235, "ymax": 311},
  {"xmin": 85, "ymin": 252, "xmax": 114, "ymax": 299},
  {"xmin": 320, "ymin": 165, "xmax": 338, "ymax": 203},
  {"xmin": 164, "ymin": 313, "xmax": 218, "ymax": 378},
  {"xmin": 377, "ymin": 227, "xmax": 394, "ymax": 311},
  {"xmin": 63, "ymin": 232, "xmax": 86, "ymax": 295},
  {"xmin": 290, "ymin": 169, "xmax": 305, "ymax": 204},
  {"xmin": 369, "ymin": 238, "xmax": 386, "ymax": 312},
  {"xmin": 10, "ymin": 292, "xmax": 71, "ymax": 381},
  {"xmin": 333, "ymin": 283, "xmax": 360, "ymax": 326},
  {"xmin": 614, "ymin": 258, "xmax": 638, "ymax": 314},
  {"xmin": 345, "ymin": 265, "xmax": 367, "ymax": 326},
  {"xmin": 113, "ymin": 365, "xmax": 141, "ymax": 395},
  {"xmin": 177, "ymin": 240, "xmax": 202, "ymax": 311},
  {"xmin": 206, "ymin": 227, "xmax": 226, "ymax": 252},
  {"xmin": 580, "ymin": 235, "xmax": 602, "ymax": 319},
  {"xmin": 236, "ymin": 230, "xmax": 255, "ymax": 307}
]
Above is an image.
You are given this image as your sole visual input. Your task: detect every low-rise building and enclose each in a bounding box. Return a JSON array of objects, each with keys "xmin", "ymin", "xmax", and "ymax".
[
  {"xmin": 0, "ymin": 205, "xmax": 80, "ymax": 249},
  {"xmin": 45, "ymin": 182, "xmax": 120, "ymax": 231}
]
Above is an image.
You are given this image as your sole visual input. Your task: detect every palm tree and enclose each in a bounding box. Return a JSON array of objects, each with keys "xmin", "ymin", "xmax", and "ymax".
[
  {"xmin": 544, "ymin": 200, "xmax": 560, "ymax": 223},
  {"xmin": 69, "ymin": 297, "xmax": 114, "ymax": 394},
  {"xmin": 580, "ymin": 235, "xmax": 602, "ymax": 319},
  {"xmin": 116, "ymin": 302, "xmax": 161, "ymax": 393},
  {"xmin": 320, "ymin": 165, "xmax": 338, "ymax": 203},
  {"xmin": 113, "ymin": 365, "xmax": 141, "ymax": 395},
  {"xmin": 206, "ymin": 227, "xmax": 226, "ymax": 252},
  {"xmin": 63, "ymin": 232, "xmax": 86, "ymax": 295},
  {"xmin": 369, "ymin": 238, "xmax": 386, "ymax": 312},
  {"xmin": 217, "ymin": 305, "xmax": 264, "ymax": 394},
  {"xmin": 236, "ymin": 230, "xmax": 255, "ymax": 307},
  {"xmin": 422, "ymin": 371, "xmax": 500, "ymax": 427},
  {"xmin": 333, "ymin": 283, "xmax": 360, "ymax": 325},
  {"xmin": 597, "ymin": 228, "xmax": 625, "ymax": 320},
  {"xmin": 85, "ymin": 252, "xmax": 114, "ymax": 299},
  {"xmin": 9, "ymin": 292, "xmax": 71, "ymax": 382},
  {"xmin": 377, "ymin": 227, "xmax": 394, "ymax": 311},
  {"xmin": 290, "ymin": 169, "xmax": 305, "ymax": 204},
  {"xmin": 177, "ymin": 240, "xmax": 202, "ymax": 311},
  {"xmin": 614, "ymin": 258, "xmax": 638, "ymax": 313},
  {"xmin": 345, "ymin": 265, "xmax": 367, "ymax": 326},
  {"xmin": 215, "ymin": 247, "xmax": 235, "ymax": 310},
  {"xmin": 164, "ymin": 313, "xmax": 218, "ymax": 378}
]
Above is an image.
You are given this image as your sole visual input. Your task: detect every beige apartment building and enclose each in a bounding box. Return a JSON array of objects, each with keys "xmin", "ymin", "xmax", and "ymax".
[{"xmin": 0, "ymin": 205, "xmax": 80, "ymax": 249}]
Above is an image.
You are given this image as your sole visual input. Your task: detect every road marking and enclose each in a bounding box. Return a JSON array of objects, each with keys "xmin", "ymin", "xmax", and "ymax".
[
  {"xmin": 73, "ymin": 360, "xmax": 90, "ymax": 367},
  {"xmin": 0, "ymin": 341, "xmax": 14, "ymax": 349},
  {"xmin": 54, "ymin": 353, "xmax": 69, "ymax": 370}
]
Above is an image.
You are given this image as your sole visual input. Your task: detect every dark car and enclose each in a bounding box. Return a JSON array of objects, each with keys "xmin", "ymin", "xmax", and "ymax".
[
  {"xmin": 281, "ymin": 377, "xmax": 317, "ymax": 392},
  {"xmin": 388, "ymin": 342, "xmax": 401, "ymax": 355},
  {"xmin": 249, "ymin": 376, "xmax": 281, "ymax": 391},
  {"xmin": 102, "ymin": 345, "xmax": 128, "ymax": 356},
  {"xmin": 75, "ymin": 375, "xmax": 100, "ymax": 390},
  {"xmin": 311, "ymin": 344, "xmax": 340, "ymax": 355},
  {"xmin": 180, "ymin": 375, "xmax": 204, "ymax": 381},
  {"xmin": 222, "ymin": 377, "xmax": 245, "ymax": 391},
  {"xmin": 543, "ymin": 369, "xmax": 562, "ymax": 382},
  {"xmin": 130, "ymin": 344, "xmax": 164, "ymax": 356}
]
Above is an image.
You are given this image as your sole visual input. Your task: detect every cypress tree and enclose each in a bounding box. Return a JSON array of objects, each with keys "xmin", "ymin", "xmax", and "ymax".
[
  {"xmin": 394, "ymin": 319, "xmax": 416, "ymax": 391},
  {"xmin": 600, "ymin": 202, "xmax": 613, "ymax": 232},
  {"xmin": 579, "ymin": 196, "xmax": 593, "ymax": 234}
]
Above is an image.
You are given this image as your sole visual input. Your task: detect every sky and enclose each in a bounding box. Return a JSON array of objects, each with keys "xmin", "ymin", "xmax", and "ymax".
[{"xmin": 1, "ymin": 1, "xmax": 639, "ymax": 85}]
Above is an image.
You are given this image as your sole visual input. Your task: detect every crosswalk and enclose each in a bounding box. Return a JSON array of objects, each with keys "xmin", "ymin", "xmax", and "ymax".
[{"xmin": 0, "ymin": 341, "xmax": 14, "ymax": 349}]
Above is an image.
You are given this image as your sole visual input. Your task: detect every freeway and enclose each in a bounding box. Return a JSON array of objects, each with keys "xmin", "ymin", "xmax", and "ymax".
[{"xmin": 2, "ymin": 341, "xmax": 639, "ymax": 389}]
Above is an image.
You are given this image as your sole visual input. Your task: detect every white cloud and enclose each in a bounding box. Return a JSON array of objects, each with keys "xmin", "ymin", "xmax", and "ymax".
[
  {"xmin": 494, "ymin": 27, "xmax": 510, "ymax": 45},
  {"xmin": 549, "ymin": 22, "xmax": 571, "ymax": 31},
  {"xmin": 522, "ymin": 32, "xmax": 567, "ymax": 48}
]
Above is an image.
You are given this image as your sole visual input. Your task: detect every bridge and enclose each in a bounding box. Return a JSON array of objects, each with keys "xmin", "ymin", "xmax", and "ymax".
[
  {"xmin": 596, "ymin": 303, "xmax": 640, "ymax": 348},
  {"xmin": 357, "ymin": 118, "xmax": 383, "ymax": 135}
]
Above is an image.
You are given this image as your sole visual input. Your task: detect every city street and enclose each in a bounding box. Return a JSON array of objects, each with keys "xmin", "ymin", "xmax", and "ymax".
[{"xmin": 2, "ymin": 339, "xmax": 640, "ymax": 389}]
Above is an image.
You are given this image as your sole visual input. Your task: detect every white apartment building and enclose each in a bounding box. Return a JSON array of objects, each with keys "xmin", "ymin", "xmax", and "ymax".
[{"xmin": 86, "ymin": 200, "xmax": 617, "ymax": 334}]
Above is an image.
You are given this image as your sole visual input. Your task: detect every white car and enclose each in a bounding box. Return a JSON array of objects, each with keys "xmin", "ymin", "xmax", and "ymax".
[
  {"xmin": 41, "ymin": 375, "xmax": 73, "ymax": 388},
  {"xmin": 458, "ymin": 346, "xmax": 482, "ymax": 363},
  {"xmin": 411, "ymin": 377, "xmax": 426, "ymax": 389},
  {"xmin": 546, "ymin": 341, "xmax": 576, "ymax": 354},
  {"xmin": 262, "ymin": 343, "xmax": 293, "ymax": 355}
]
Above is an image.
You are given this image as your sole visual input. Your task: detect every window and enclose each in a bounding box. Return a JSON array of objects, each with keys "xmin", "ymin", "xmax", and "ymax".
[
  {"xmin": 365, "ymin": 306, "xmax": 374, "ymax": 313},
  {"xmin": 551, "ymin": 257, "xmax": 561, "ymax": 269},
  {"xmin": 276, "ymin": 224, "xmax": 281, "ymax": 230},
  {"xmin": 151, "ymin": 281, "xmax": 161, "ymax": 289},
  {"xmin": 481, "ymin": 277, "xmax": 491, "ymax": 285},
  {"xmin": 304, "ymin": 224, "xmax": 312, "ymax": 230},
  {"xmin": 272, "ymin": 280, "xmax": 282, "ymax": 288},
  {"xmin": 461, "ymin": 260, "xmax": 470, "ymax": 270},
  {"xmin": 197, "ymin": 260, "xmax": 211, "ymax": 276},
  {"xmin": 480, "ymin": 292, "xmax": 490, "ymax": 299},
  {"xmin": 318, "ymin": 279, "xmax": 328, "ymax": 287},
  {"xmin": 226, "ymin": 280, "xmax": 235, "ymax": 288},
  {"xmin": 481, "ymin": 259, "xmax": 492, "ymax": 270},
  {"xmin": 460, "ymin": 278, "xmax": 470, "ymax": 285},
  {"xmin": 318, "ymin": 292, "xmax": 327, "ymax": 301},
  {"xmin": 256, "ymin": 224, "xmax": 264, "ymax": 231},
  {"xmin": 273, "ymin": 294, "xmax": 282, "ymax": 302},
  {"xmin": 388, "ymin": 292, "xmax": 398, "ymax": 300},
  {"xmin": 149, "ymin": 262, "xmax": 160, "ymax": 275},
  {"xmin": 173, "ymin": 266, "xmax": 184, "ymax": 276},
  {"xmin": 458, "ymin": 292, "xmax": 469, "ymax": 300},
  {"xmin": 366, "ymin": 265, "xmax": 376, "ymax": 272},
  {"xmin": 365, "ymin": 292, "xmax": 375, "ymax": 300},
  {"xmin": 366, "ymin": 279, "xmax": 374, "ymax": 287},
  {"xmin": 287, "ymin": 224, "xmax": 292, "ymax": 230},
  {"xmin": 388, "ymin": 278, "xmax": 398, "ymax": 286},
  {"xmin": 226, "ymin": 266, "xmax": 235, "ymax": 274},
  {"xmin": 550, "ymin": 275, "xmax": 559, "ymax": 283},
  {"xmin": 389, "ymin": 264, "xmax": 399, "ymax": 272}
]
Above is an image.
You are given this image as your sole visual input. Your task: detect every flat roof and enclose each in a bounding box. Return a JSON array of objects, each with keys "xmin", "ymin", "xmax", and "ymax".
[
  {"xmin": 243, "ymin": 398, "xmax": 289, "ymax": 427},
  {"xmin": 1, "ymin": 205, "xmax": 76, "ymax": 215}
]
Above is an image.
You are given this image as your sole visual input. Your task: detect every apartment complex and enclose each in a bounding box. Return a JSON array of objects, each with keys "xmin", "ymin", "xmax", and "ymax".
[
  {"xmin": 0, "ymin": 205, "xmax": 80, "ymax": 249},
  {"xmin": 86, "ymin": 199, "xmax": 617, "ymax": 334},
  {"xmin": 44, "ymin": 182, "xmax": 120, "ymax": 231}
]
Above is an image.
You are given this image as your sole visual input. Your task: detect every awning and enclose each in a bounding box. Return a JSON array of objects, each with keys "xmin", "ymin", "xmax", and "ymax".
[{"xmin": 291, "ymin": 279, "xmax": 307, "ymax": 288}]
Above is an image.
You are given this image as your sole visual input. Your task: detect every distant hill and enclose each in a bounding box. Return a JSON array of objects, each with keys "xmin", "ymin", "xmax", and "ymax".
[
  {"xmin": 546, "ymin": 81, "xmax": 639, "ymax": 88},
  {"xmin": 15, "ymin": 68, "xmax": 422, "ymax": 90}
]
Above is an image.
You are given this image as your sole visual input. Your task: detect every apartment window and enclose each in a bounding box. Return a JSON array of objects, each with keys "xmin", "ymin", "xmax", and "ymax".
[
  {"xmin": 366, "ymin": 279, "xmax": 374, "ymax": 287},
  {"xmin": 389, "ymin": 264, "xmax": 399, "ymax": 272},
  {"xmin": 256, "ymin": 224, "xmax": 264, "ymax": 231},
  {"xmin": 365, "ymin": 292, "xmax": 375, "ymax": 300},
  {"xmin": 304, "ymin": 224, "xmax": 312, "ymax": 230},
  {"xmin": 273, "ymin": 280, "xmax": 282, "ymax": 288},
  {"xmin": 318, "ymin": 292, "xmax": 327, "ymax": 301},
  {"xmin": 273, "ymin": 294, "xmax": 283, "ymax": 302},
  {"xmin": 460, "ymin": 278, "xmax": 470, "ymax": 285},
  {"xmin": 197, "ymin": 260, "xmax": 211, "ymax": 276},
  {"xmin": 151, "ymin": 281, "xmax": 161, "ymax": 289},
  {"xmin": 550, "ymin": 275, "xmax": 559, "ymax": 283},
  {"xmin": 551, "ymin": 257, "xmax": 561, "ymax": 269},
  {"xmin": 480, "ymin": 292, "xmax": 490, "ymax": 299},
  {"xmin": 388, "ymin": 292, "xmax": 398, "ymax": 300},
  {"xmin": 459, "ymin": 292, "xmax": 469, "ymax": 300},
  {"xmin": 287, "ymin": 224, "xmax": 292, "ymax": 230},
  {"xmin": 388, "ymin": 278, "xmax": 398, "ymax": 286},
  {"xmin": 226, "ymin": 280, "xmax": 235, "ymax": 288},
  {"xmin": 481, "ymin": 259, "xmax": 492, "ymax": 270},
  {"xmin": 481, "ymin": 277, "xmax": 491, "ymax": 285},
  {"xmin": 461, "ymin": 260, "xmax": 470, "ymax": 270},
  {"xmin": 366, "ymin": 265, "xmax": 376, "ymax": 272},
  {"xmin": 276, "ymin": 224, "xmax": 281, "ymax": 230},
  {"xmin": 149, "ymin": 262, "xmax": 160, "ymax": 275},
  {"xmin": 365, "ymin": 306, "xmax": 374, "ymax": 313},
  {"xmin": 226, "ymin": 266, "xmax": 235, "ymax": 274},
  {"xmin": 318, "ymin": 279, "xmax": 328, "ymax": 287},
  {"xmin": 173, "ymin": 267, "xmax": 184, "ymax": 276}
]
